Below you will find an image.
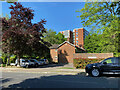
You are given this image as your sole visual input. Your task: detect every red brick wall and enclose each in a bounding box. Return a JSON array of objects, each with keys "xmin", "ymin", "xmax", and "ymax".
[
  {"xmin": 50, "ymin": 49, "xmax": 58, "ymax": 63},
  {"xmin": 73, "ymin": 53, "xmax": 114, "ymax": 59},
  {"xmin": 78, "ymin": 28, "xmax": 84, "ymax": 47},
  {"xmin": 58, "ymin": 43, "xmax": 75, "ymax": 63},
  {"xmin": 74, "ymin": 28, "xmax": 84, "ymax": 48}
]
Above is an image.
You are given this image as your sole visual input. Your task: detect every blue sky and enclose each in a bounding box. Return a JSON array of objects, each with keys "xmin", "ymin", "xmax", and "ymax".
[{"xmin": 1, "ymin": 2, "xmax": 90, "ymax": 33}]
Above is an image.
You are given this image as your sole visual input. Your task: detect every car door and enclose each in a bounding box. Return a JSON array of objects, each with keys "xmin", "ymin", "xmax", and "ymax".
[
  {"xmin": 100, "ymin": 58, "xmax": 114, "ymax": 72},
  {"xmin": 110, "ymin": 57, "xmax": 119, "ymax": 72},
  {"xmin": 116, "ymin": 57, "xmax": 120, "ymax": 72}
]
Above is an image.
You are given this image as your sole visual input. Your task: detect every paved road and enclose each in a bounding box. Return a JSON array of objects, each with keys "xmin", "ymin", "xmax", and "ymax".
[{"xmin": 1, "ymin": 71, "xmax": 120, "ymax": 88}]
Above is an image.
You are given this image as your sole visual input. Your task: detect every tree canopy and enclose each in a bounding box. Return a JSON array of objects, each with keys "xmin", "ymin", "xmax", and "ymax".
[
  {"xmin": 43, "ymin": 29, "xmax": 67, "ymax": 45},
  {"xmin": 2, "ymin": 2, "xmax": 50, "ymax": 65},
  {"xmin": 78, "ymin": 2, "xmax": 120, "ymax": 56}
]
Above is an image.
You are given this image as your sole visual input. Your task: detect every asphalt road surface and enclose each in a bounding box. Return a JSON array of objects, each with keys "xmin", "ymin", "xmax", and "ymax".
[{"xmin": 1, "ymin": 72, "xmax": 120, "ymax": 88}]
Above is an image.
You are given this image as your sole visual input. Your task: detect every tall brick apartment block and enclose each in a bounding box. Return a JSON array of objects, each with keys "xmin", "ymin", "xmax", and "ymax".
[
  {"xmin": 73, "ymin": 28, "xmax": 89, "ymax": 48},
  {"xmin": 60, "ymin": 28, "xmax": 89, "ymax": 48},
  {"xmin": 60, "ymin": 30, "xmax": 73, "ymax": 44}
]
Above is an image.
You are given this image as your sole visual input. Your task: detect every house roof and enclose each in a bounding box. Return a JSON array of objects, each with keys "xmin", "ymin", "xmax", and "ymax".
[
  {"xmin": 49, "ymin": 44, "xmax": 59, "ymax": 49},
  {"xmin": 49, "ymin": 41, "xmax": 86, "ymax": 51},
  {"xmin": 58, "ymin": 41, "xmax": 75, "ymax": 48}
]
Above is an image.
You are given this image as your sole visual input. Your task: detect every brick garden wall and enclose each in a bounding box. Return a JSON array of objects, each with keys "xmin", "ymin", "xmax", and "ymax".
[{"xmin": 73, "ymin": 53, "xmax": 113, "ymax": 59}]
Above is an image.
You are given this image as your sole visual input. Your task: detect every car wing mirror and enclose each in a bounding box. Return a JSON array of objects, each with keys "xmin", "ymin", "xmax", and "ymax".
[{"xmin": 103, "ymin": 62, "xmax": 107, "ymax": 64}]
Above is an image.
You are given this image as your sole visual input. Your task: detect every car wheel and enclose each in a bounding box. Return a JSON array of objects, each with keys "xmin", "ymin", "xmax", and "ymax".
[{"xmin": 91, "ymin": 68, "xmax": 101, "ymax": 77}]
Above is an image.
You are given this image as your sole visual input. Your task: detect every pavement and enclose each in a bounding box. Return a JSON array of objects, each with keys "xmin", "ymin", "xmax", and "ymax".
[{"xmin": 1, "ymin": 64, "xmax": 85, "ymax": 75}]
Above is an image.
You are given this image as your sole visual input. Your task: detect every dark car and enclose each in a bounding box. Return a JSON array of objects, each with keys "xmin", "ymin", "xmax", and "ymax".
[{"xmin": 85, "ymin": 57, "xmax": 120, "ymax": 77}]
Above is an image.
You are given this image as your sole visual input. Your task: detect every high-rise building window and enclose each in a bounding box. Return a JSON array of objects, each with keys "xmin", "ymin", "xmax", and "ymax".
[
  {"xmin": 76, "ymin": 41, "xmax": 78, "ymax": 43},
  {"xmin": 76, "ymin": 35, "xmax": 78, "ymax": 37},
  {"xmin": 76, "ymin": 32, "xmax": 78, "ymax": 34},
  {"xmin": 76, "ymin": 38, "xmax": 78, "ymax": 40}
]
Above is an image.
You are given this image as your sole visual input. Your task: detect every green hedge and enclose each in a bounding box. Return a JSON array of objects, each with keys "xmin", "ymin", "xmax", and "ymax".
[{"xmin": 73, "ymin": 58, "xmax": 104, "ymax": 69}]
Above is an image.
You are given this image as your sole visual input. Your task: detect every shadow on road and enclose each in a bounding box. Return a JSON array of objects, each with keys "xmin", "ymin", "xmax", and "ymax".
[
  {"xmin": 2, "ymin": 78, "xmax": 12, "ymax": 84},
  {"xmin": 4, "ymin": 72, "xmax": 120, "ymax": 88}
]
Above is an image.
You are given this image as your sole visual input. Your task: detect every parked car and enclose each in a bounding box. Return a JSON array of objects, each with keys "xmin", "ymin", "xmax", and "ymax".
[
  {"xmin": 85, "ymin": 57, "xmax": 120, "ymax": 77},
  {"xmin": 10, "ymin": 63, "xmax": 16, "ymax": 66},
  {"xmin": 38, "ymin": 59, "xmax": 49, "ymax": 65},
  {"xmin": 15, "ymin": 59, "xmax": 34, "ymax": 68},
  {"xmin": 29, "ymin": 59, "xmax": 43, "ymax": 67}
]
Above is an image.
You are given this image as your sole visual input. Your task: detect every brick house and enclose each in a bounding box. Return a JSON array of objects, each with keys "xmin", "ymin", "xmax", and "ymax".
[{"xmin": 50, "ymin": 41, "xmax": 85, "ymax": 64}]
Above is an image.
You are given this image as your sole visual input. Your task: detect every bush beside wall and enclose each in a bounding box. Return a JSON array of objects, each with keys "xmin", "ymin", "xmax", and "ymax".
[{"xmin": 73, "ymin": 58, "xmax": 104, "ymax": 69}]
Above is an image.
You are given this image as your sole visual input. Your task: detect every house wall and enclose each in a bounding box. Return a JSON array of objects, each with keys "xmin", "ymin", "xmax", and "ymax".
[
  {"xmin": 50, "ymin": 49, "xmax": 58, "ymax": 63},
  {"xmin": 58, "ymin": 43, "xmax": 75, "ymax": 63},
  {"xmin": 73, "ymin": 53, "xmax": 114, "ymax": 59}
]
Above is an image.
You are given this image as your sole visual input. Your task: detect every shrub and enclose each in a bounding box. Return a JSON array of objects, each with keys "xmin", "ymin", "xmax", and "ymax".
[
  {"xmin": 1, "ymin": 55, "xmax": 7, "ymax": 64},
  {"xmin": 73, "ymin": 58, "xmax": 104, "ymax": 69}
]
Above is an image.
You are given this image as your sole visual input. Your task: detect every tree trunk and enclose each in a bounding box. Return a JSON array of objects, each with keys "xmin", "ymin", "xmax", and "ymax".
[
  {"xmin": 17, "ymin": 55, "xmax": 20, "ymax": 67},
  {"xmin": 7, "ymin": 55, "xmax": 10, "ymax": 65}
]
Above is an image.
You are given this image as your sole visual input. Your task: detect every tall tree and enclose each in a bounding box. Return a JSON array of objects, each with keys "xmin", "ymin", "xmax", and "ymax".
[
  {"xmin": 77, "ymin": 2, "xmax": 120, "ymax": 56},
  {"xmin": 2, "ymin": 2, "xmax": 49, "ymax": 66}
]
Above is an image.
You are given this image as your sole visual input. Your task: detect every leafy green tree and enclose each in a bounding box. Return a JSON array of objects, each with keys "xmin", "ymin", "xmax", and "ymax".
[
  {"xmin": 55, "ymin": 32, "xmax": 67, "ymax": 44},
  {"xmin": 43, "ymin": 29, "xmax": 57, "ymax": 44},
  {"xmin": 84, "ymin": 33, "xmax": 101, "ymax": 53},
  {"xmin": 77, "ymin": 2, "xmax": 120, "ymax": 56},
  {"xmin": 43, "ymin": 29, "xmax": 67, "ymax": 45}
]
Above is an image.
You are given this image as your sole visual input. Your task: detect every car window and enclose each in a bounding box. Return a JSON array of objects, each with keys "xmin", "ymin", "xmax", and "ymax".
[
  {"xmin": 104, "ymin": 58, "xmax": 112, "ymax": 63},
  {"xmin": 22, "ymin": 60, "xmax": 26, "ymax": 62},
  {"xmin": 113, "ymin": 58, "xmax": 118, "ymax": 63},
  {"xmin": 116, "ymin": 57, "xmax": 120, "ymax": 64},
  {"xmin": 104, "ymin": 58, "xmax": 117, "ymax": 64},
  {"xmin": 25, "ymin": 60, "xmax": 29, "ymax": 62}
]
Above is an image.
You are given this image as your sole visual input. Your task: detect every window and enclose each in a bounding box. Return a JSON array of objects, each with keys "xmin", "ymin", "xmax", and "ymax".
[
  {"xmin": 76, "ymin": 38, "xmax": 78, "ymax": 40},
  {"xmin": 76, "ymin": 41, "xmax": 78, "ymax": 43},
  {"xmin": 76, "ymin": 32, "xmax": 78, "ymax": 34},
  {"xmin": 76, "ymin": 29, "xmax": 78, "ymax": 32},
  {"xmin": 76, "ymin": 35, "xmax": 78, "ymax": 37},
  {"xmin": 103, "ymin": 58, "xmax": 116, "ymax": 64},
  {"xmin": 104, "ymin": 59, "xmax": 112, "ymax": 63}
]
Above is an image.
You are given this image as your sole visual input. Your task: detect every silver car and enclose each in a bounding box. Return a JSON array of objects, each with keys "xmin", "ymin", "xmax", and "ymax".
[
  {"xmin": 15, "ymin": 59, "xmax": 34, "ymax": 68},
  {"xmin": 38, "ymin": 59, "xmax": 49, "ymax": 65},
  {"xmin": 30, "ymin": 59, "xmax": 43, "ymax": 67}
]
